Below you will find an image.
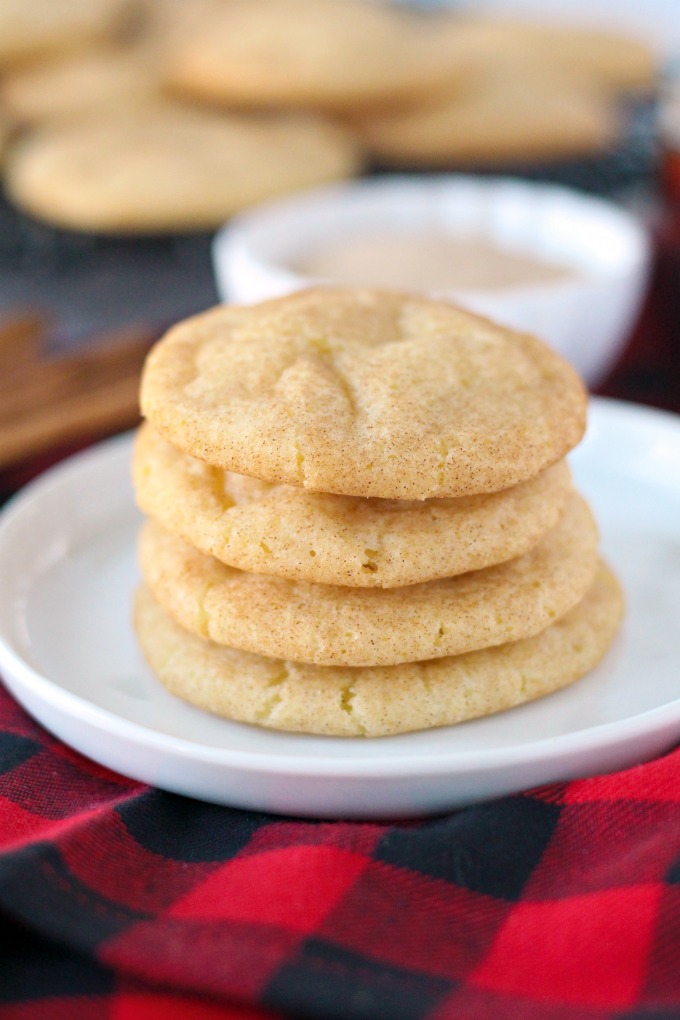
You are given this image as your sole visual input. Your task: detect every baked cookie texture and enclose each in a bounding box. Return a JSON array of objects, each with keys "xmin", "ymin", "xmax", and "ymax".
[
  {"xmin": 134, "ymin": 287, "xmax": 622, "ymax": 735},
  {"xmin": 0, "ymin": 0, "xmax": 134, "ymax": 68},
  {"xmin": 5, "ymin": 108, "xmax": 361, "ymax": 233},
  {"xmin": 431, "ymin": 16, "xmax": 657, "ymax": 95},
  {"xmin": 353, "ymin": 68, "xmax": 619, "ymax": 168},
  {"xmin": 0, "ymin": 4, "xmax": 660, "ymax": 234},
  {"xmin": 164, "ymin": 0, "xmax": 465, "ymax": 113},
  {"xmin": 0, "ymin": 3, "xmax": 657, "ymax": 232},
  {"xmin": 0, "ymin": 114, "xmax": 9, "ymax": 159},
  {"xmin": 0, "ymin": 47, "xmax": 161, "ymax": 126},
  {"xmin": 464, "ymin": 19, "xmax": 657, "ymax": 94},
  {"xmin": 138, "ymin": 492, "xmax": 599, "ymax": 667},
  {"xmin": 134, "ymin": 564, "xmax": 624, "ymax": 737},
  {"xmin": 134, "ymin": 423, "xmax": 573, "ymax": 588},
  {"xmin": 140, "ymin": 289, "xmax": 587, "ymax": 499},
  {"xmin": 339, "ymin": 15, "xmax": 654, "ymax": 169}
]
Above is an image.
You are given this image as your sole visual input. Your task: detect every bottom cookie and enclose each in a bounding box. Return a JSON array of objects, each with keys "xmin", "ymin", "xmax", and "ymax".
[{"xmin": 134, "ymin": 563, "xmax": 623, "ymax": 737}]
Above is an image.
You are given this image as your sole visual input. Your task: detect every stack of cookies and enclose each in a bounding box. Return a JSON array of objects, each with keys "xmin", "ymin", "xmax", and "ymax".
[{"xmin": 133, "ymin": 288, "xmax": 623, "ymax": 737}]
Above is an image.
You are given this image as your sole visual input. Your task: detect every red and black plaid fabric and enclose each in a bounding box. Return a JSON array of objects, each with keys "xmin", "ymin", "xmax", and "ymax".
[{"xmin": 2, "ymin": 681, "xmax": 680, "ymax": 1020}]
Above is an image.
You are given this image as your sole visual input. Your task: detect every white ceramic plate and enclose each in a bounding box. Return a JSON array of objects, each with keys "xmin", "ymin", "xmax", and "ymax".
[{"xmin": 0, "ymin": 398, "xmax": 679, "ymax": 819}]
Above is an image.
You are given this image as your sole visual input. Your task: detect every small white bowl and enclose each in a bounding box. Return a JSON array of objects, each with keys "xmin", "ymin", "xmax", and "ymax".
[{"xmin": 213, "ymin": 174, "xmax": 651, "ymax": 387}]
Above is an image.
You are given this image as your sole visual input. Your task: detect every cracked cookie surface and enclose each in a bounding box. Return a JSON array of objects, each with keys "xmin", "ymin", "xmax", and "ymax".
[
  {"xmin": 134, "ymin": 422, "xmax": 572, "ymax": 587},
  {"xmin": 140, "ymin": 288, "xmax": 587, "ymax": 499},
  {"xmin": 134, "ymin": 563, "xmax": 623, "ymax": 736},
  {"xmin": 138, "ymin": 491, "xmax": 599, "ymax": 667}
]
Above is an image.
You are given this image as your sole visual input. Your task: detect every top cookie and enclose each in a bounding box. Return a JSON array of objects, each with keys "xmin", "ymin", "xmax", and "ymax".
[
  {"xmin": 164, "ymin": 0, "xmax": 464, "ymax": 113},
  {"xmin": 140, "ymin": 288, "xmax": 587, "ymax": 500}
]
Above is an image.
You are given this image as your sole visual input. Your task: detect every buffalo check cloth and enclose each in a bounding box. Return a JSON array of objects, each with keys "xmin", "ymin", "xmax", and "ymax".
[{"xmin": 1, "ymin": 684, "xmax": 680, "ymax": 1019}]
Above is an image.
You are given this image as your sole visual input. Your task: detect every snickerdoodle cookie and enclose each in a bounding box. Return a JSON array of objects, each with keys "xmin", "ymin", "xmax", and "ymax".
[
  {"xmin": 134, "ymin": 563, "xmax": 623, "ymax": 736},
  {"xmin": 5, "ymin": 107, "xmax": 361, "ymax": 233},
  {"xmin": 140, "ymin": 289, "xmax": 587, "ymax": 499},
  {"xmin": 164, "ymin": 0, "xmax": 465, "ymax": 113},
  {"xmin": 138, "ymin": 492, "xmax": 599, "ymax": 667},
  {"xmin": 0, "ymin": 47, "xmax": 160, "ymax": 125},
  {"xmin": 353, "ymin": 67, "xmax": 619, "ymax": 168},
  {"xmin": 134, "ymin": 422, "xmax": 573, "ymax": 588},
  {"xmin": 0, "ymin": 0, "xmax": 134, "ymax": 68}
]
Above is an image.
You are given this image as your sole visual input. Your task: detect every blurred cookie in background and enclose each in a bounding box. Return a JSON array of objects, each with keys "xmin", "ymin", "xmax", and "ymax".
[
  {"xmin": 0, "ymin": 46, "xmax": 162, "ymax": 126},
  {"xmin": 0, "ymin": 114, "xmax": 9, "ymax": 159},
  {"xmin": 4, "ymin": 104, "xmax": 363, "ymax": 233},
  {"xmin": 0, "ymin": 0, "xmax": 138, "ymax": 68},
  {"xmin": 352, "ymin": 65, "xmax": 621, "ymax": 168},
  {"xmin": 435, "ymin": 15, "xmax": 659, "ymax": 96},
  {"xmin": 503, "ymin": 21, "xmax": 658, "ymax": 94},
  {"xmin": 164, "ymin": 0, "xmax": 466, "ymax": 113},
  {"xmin": 135, "ymin": 0, "xmax": 233, "ymax": 50},
  {"xmin": 348, "ymin": 9, "xmax": 660, "ymax": 170}
]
